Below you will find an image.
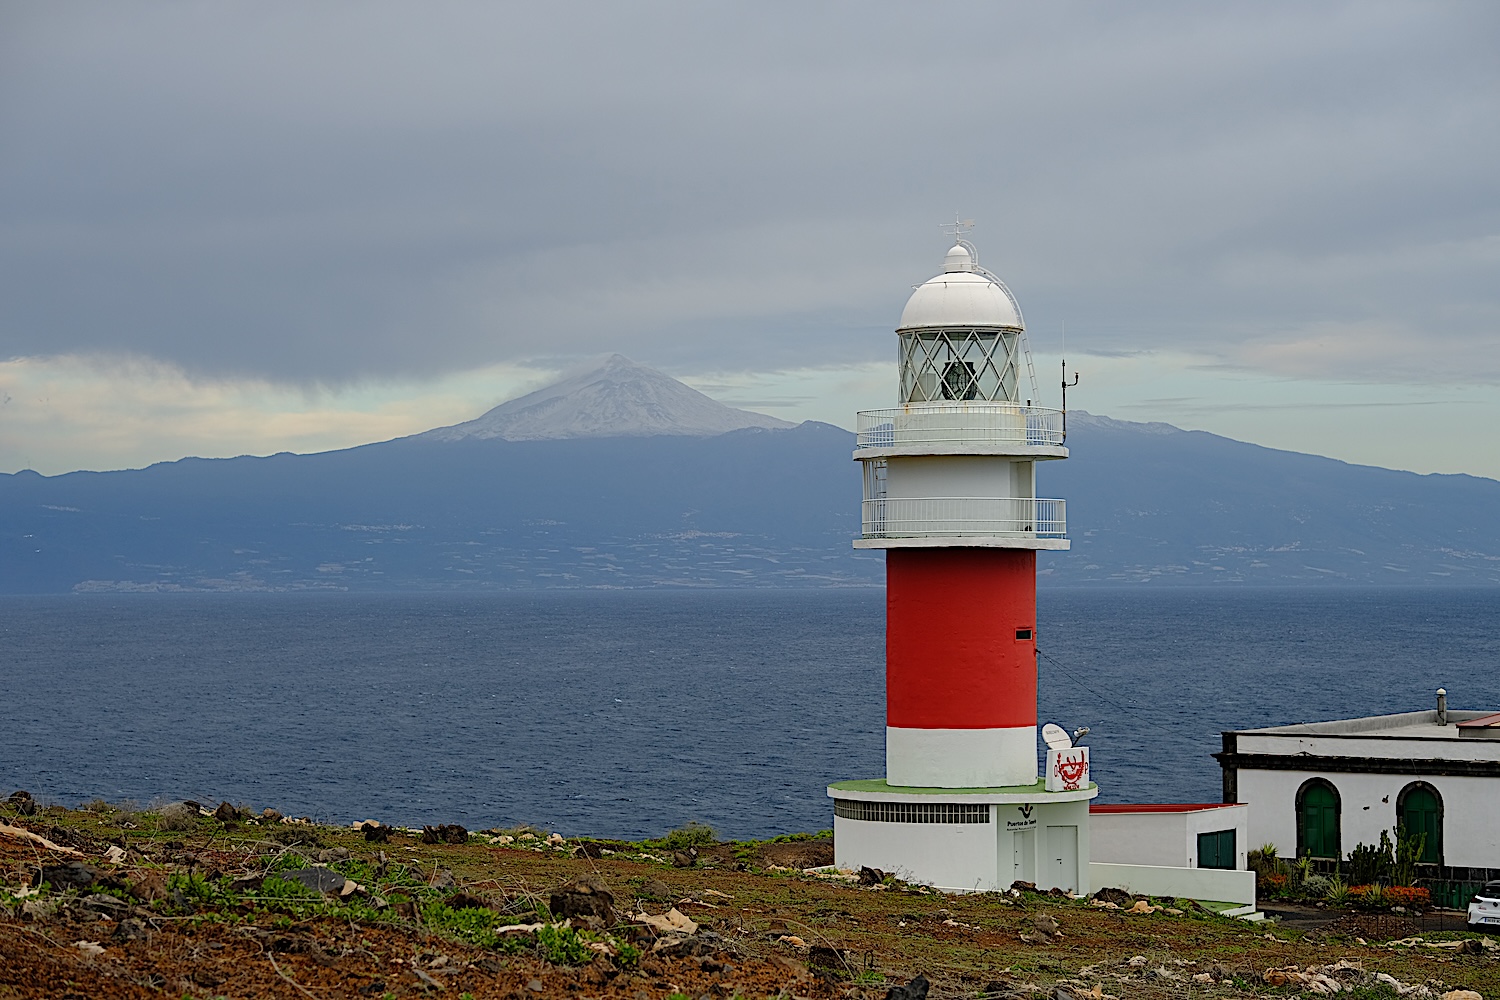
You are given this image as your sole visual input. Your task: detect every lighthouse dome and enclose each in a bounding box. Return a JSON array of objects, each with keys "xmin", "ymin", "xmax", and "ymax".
[{"xmin": 898, "ymin": 247, "xmax": 1023, "ymax": 331}]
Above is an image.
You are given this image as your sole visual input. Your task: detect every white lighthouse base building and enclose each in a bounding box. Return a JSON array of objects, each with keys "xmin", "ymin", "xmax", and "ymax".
[{"xmin": 828, "ymin": 780, "xmax": 1095, "ymax": 894}]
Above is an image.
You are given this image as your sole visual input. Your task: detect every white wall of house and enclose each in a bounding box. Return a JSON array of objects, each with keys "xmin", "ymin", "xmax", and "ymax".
[{"xmin": 1238, "ymin": 768, "xmax": 1500, "ymax": 869}]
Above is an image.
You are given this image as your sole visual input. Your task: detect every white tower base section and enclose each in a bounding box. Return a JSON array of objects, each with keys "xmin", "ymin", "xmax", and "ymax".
[
  {"xmin": 886, "ymin": 726, "xmax": 1038, "ymax": 788},
  {"xmin": 829, "ymin": 781, "xmax": 1097, "ymax": 893}
]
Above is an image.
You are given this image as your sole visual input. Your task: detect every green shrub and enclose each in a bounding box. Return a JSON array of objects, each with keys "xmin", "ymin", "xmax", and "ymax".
[
  {"xmin": 1302, "ymin": 874, "xmax": 1331, "ymax": 898},
  {"xmin": 1248, "ymin": 843, "xmax": 1287, "ymax": 882},
  {"xmin": 535, "ymin": 923, "xmax": 593, "ymax": 965},
  {"xmin": 260, "ymin": 875, "xmax": 320, "ymax": 901},
  {"xmin": 157, "ymin": 802, "xmax": 200, "ymax": 832},
  {"xmin": 1393, "ymin": 824, "xmax": 1427, "ymax": 887},
  {"xmin": 1324, "ymin": 875, "xmax": 1351, "ymax": 906},
  {"xmin": 168, "ymin": 871, "xmax": 224, "ymax": 906},
  {"xmin": 1293, "ymin": 854, "xmax": 1314, "ymax": 888},
  {"xmin": 659, "ymin": 822, "xmax": 717, "ymax": 851},
  {"xmin": 1347, "ymin": 832, "xmax": 1395, "ymax": 887},
  {"xmin": 422, "ymin": 902, "xmax": 504, "ymax": 948}
]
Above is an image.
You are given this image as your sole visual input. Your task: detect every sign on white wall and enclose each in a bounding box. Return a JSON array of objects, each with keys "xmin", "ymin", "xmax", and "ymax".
[{"xmin": 1046, "ymin": 746, "xmax": 1090, "ymax": 792}]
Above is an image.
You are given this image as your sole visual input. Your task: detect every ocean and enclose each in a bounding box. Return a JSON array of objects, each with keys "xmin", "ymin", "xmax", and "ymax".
[{"xmin": 2, "ymin": 587, "xmax": 1496, "ymax": 840}]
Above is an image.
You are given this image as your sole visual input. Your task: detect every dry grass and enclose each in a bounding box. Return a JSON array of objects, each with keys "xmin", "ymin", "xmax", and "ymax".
[{"xmin": 0, "ymin": 803, "xmax": 1496, "ymax": 998}]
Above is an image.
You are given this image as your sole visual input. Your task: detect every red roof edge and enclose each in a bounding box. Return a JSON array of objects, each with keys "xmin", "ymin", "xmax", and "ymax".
[
  {"xmin": 1457, "ymin": 711, "xmax": 1500, "ymax": 728},
  {"xmin": 1090, "ymin": 803, "xmax": 1242, "ymax": 814}
]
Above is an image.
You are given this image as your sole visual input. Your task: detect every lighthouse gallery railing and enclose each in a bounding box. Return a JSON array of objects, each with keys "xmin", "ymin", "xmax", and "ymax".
[
  {"xmin": 861, "ymin": 497, "xmax": 1066, "ymax": 539},
  {"xmin": 856, "ymin": 403, "xmax": 1065, "ymax": 450}
]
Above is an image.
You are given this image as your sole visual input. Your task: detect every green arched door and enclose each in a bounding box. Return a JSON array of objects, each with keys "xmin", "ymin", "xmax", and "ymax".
[
  {"xmin": 1398, "ymin": 785, "xmax": 1442, "ymax": 865},
  {"xmin": 1298, "ymin": 782, "xmax": 1340, "ymax": 859}
]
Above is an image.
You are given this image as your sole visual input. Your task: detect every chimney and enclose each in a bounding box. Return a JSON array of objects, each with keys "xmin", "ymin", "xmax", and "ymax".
[{"xmin": 1436, "ymin": 688, "xmax": 1448, "ymax": 726}]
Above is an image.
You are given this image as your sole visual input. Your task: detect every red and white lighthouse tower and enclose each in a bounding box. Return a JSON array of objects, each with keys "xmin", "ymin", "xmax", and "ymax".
[{"xmin": 829, "ymin": 233, "xmax": 1097, "ymax": 893}]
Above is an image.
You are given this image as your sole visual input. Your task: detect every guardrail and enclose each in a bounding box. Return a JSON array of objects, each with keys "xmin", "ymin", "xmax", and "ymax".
[
  {"xmin": 861, "ymin": 497, "xmax": 1066, "ymax": 539},
  {"xmin": 856, "ymin": 403, "xmax": 1065, "ymax": 450}
]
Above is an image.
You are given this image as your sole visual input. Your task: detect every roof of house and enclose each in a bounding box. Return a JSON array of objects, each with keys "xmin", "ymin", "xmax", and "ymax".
[
  {"xmin": 1090, "ymin": 803, "xmax": 1244, "ymax": 814},
  {"xmin": 1232, "ymin": 709, "xmax": 1500, "ymax": 741}
]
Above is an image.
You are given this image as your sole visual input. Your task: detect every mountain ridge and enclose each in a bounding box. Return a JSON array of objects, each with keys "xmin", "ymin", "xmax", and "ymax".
[
  {"xmin": 2, "ymin": 364, "xmax": 1498, "ymax": 592},
  {"xmin": 415, "ymin": 354, "xmax": 792, "ymax": 442}
]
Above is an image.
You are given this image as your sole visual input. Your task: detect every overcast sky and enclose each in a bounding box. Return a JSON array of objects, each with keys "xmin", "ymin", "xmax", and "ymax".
[{"xmin": 3, "ymin": 1, "xmax": 1498, "ymax": 476}]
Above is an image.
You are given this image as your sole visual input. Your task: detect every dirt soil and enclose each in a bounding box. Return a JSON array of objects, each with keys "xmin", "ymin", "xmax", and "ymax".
[{"xmin": 2, "ymin": 803, "xmax": 1498, "ymax": 999}]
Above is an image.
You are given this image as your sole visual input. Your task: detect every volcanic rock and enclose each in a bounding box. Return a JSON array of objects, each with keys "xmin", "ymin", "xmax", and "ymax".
[
  {"xmin": 637, "ymin": 878, "xmax": 673, "ymax": 902},
  {"xmin": 35, "ymin": 862, "xmax": 106, "ymax": 891},
  {"xmin": 884, "ymin": 973, "xmax": 930, "ymax": 1000},
  {"xmin": 422, "ymin": 824, "xmax": 468, "ymax": 845},
  {"xmin": 550, "ymin": 876, "xmax": 616, "ymax": 926},
  {"xmin": 1091, "ymin": 886, "xmax": 1134, "ymax": 907},
  {"xmin": 113, "ymin": 918, "xmax": 152, "ymax": 941},
  {"xmin": 279, "ymin": 867, "xmax": 349, "ymax": 895}
]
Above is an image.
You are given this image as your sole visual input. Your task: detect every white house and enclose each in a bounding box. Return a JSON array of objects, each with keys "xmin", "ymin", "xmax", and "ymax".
[{"xmin": 1216, "ymin": 692, "xmax": 1500, "ymax": 888}]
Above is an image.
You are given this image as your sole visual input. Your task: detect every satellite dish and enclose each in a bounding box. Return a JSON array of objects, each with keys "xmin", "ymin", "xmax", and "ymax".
[{"xmin": 1042, "ymin": 723, "xmax": 1073, "ymax": 751}]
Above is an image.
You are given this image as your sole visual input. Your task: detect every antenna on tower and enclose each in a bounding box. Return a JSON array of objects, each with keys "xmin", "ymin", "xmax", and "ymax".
[
  {"xmin": 941, "ymin": 214, "xmax": 975, "ymax": 242},
  {"xmin": 1061, "ymin": 321, "xmax": 1080, "ymax": 442},
  {"xmin": 942, "ymin": 215, "xmax": 979, "ymax": 266}
]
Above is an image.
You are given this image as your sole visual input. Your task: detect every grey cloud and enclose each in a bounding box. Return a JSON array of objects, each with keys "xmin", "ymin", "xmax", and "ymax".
[{"xmin": 1, "ymin": 1, "xmax": 1497, "ymax": 383}]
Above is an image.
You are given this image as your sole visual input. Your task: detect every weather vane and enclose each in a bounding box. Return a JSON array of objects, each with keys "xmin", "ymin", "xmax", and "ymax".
[{"xmin": 941, "ymin": 214, "xmax": 975, "ymax": 241}]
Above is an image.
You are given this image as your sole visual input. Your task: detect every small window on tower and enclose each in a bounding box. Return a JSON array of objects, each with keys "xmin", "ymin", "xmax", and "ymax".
[{"xmin": 1015, "ymin": 628, "xmax": 1033, "ymax": 640}]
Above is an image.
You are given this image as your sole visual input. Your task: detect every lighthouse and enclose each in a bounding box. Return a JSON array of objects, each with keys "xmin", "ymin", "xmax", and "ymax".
[{"xmin": 828, "ymin": 233, "xmax": 1097, "ymax": 894}]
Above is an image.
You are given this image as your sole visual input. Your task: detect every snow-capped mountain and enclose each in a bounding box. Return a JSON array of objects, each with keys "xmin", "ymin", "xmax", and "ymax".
[{"xmin": 417, "ymin": 354, "xmax": 793, "ymax": 442}]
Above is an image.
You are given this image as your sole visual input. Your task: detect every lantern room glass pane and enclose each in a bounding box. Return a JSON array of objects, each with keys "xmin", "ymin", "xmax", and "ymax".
[{"xmin": 899, "ymin": 329, "xmax": 1021, "ymax": 403}]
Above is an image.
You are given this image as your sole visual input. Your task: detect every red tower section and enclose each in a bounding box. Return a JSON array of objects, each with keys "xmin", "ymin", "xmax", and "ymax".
[{"xmin": 886, "ymin": 548, "xmax": 1036, "ymax": 731}]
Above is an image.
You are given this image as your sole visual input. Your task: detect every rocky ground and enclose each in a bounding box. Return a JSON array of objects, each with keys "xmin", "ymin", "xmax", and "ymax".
[{"xmin": 1, "ymin": 795, "xmax": 1497, "ymax": 1000}]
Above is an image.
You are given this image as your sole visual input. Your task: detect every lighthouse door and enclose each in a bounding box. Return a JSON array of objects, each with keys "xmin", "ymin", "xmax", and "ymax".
[
  {"xmin": 1011, "ymin": 829, "xmax": 1035, "ymax": 885},
  {"xmin": 1046, "ymin": 826, "xmax": 1079, "ymax": 893}
]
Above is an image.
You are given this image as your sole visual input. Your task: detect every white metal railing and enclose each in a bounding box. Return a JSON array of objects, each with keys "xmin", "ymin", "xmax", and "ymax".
[
  {"xmin": 861, "ymin": 497, "xmax": 1066, "ymax": 539},
  {"xmin": 856, "ymin": 403, "xmax": 1065, "ymax": 450}
]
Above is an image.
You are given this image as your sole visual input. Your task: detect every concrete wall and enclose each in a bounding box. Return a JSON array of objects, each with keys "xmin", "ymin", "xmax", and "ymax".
[
  {"xmin": 885, "ymin": 455, "xmax": 1033, "ymax": 499},
  {"xmin": 1238, "ymin": 768, "xmax": 1500, "ymax": 869},
  {"xmin": 1089, "ymin": 863, "xmax": 1255, "ymax": 906},
  {"xmin": 834, "ymin": 816, "xmax": 998, "ymax": 892},
  {"xmin": 1089, "ymin": 812, "xmax": 1186, "ymax": 867},
  {"xmin": 835, "ymin": 798, "xmax": 1091, "ymax": 894},
  {"xmin": 1090, "ymin": 806, "xmax": 1248, "ymax": 869}
]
